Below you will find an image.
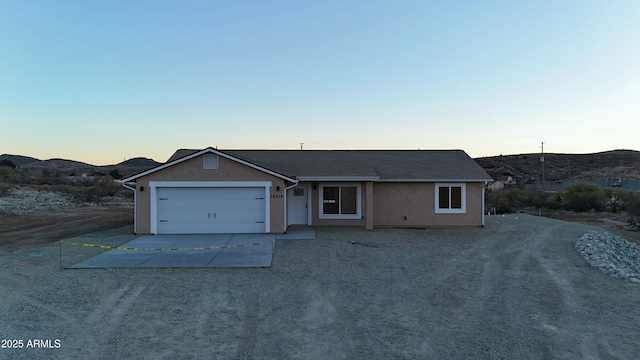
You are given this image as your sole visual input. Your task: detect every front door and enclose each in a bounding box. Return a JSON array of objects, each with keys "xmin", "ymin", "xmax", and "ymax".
[{"xmin": 288, "ymin": 185, "xmax": 308, "ymax": 225}]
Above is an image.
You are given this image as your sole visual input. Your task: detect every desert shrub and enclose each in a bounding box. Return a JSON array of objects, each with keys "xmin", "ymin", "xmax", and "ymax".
[
  {"xmin": 109, "ymin": 169, "xmax": 123, "ymax": 180},
  {"xmin": 547, "ymin": 192, "xmax": 564, "ymax": 210},
  {"xmin": 487, "ymin": 188, "xmax": 546, "ymax": 214},
  {"xmin": 0, "ymin": 159, "xmax": 16, "ymax": 169},
  {"xmin": 563, "ymin": 183, "xmax": 605, "ymax": 212},
  {"xmin": 39, "ymin": 169, "xmax": 64, "ymax": 185},
  {"xmin": 603, "ymin": 188, "xmax": 635, "ymax": 213},
  {"xmin": 0, "ymin": 167, "xmax": 31, "ymax": 184},
  {"xmin": 625, "ymin": 193, "xmax": 640, "ymax": 228}
]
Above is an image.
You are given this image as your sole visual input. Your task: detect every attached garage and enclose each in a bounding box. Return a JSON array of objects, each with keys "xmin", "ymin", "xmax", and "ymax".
[
  {"xmin": 121, "ymin": 147, "xmax": 492, "ymax": 234},
  {"xmin": 149, "ymin": 181, "xmax": 272, "ymax": 234}
]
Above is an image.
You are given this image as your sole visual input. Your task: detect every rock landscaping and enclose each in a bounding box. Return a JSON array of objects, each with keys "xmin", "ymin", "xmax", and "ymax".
[{"xmin": 576, "ymin": 230, "xmax": 640, "ymax": 281}]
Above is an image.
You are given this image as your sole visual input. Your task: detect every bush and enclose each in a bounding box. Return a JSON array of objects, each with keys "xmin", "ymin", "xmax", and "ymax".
[
  {"xmin": 109, "ymin": 169, "xmax": 123, "ymax": 180},
  {"xmin": 0, "ymin": 159, "xmax": 16, "ymax": 169},
  {"xmin": 487, "ymin": 188, "xmax": 546, "ymax": 214},
  {"xmin": 563, "ymin": 183, "xmax": 605, "ymax": 212},
  {"xmin": 603, "ymin": 188, "xmax": 636, "ymax": 213},
  {"xmin": 625, "ymin": 193, "xmax": 640, "ymax": 228}
]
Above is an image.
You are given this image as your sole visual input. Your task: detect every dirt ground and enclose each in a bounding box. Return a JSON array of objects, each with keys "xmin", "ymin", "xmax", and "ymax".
[
  {"xmin": 541, "ymin": 212, "xmax": 640, "ymax": 245},
  {"xmin": 0, "ymin": 207, "xmax": 133, "ymax": 255},
  {"xmin": 1, "ymin": 213, "xmax": 639, "ymax": 359}
]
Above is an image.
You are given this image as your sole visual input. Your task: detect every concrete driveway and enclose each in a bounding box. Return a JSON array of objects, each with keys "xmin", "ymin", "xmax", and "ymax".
[{"xmin": 68, "ymin": 233, "xmax": 276, "ymax": 268}]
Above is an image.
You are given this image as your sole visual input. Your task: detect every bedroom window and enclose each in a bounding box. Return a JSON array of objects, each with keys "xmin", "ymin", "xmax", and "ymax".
[
  {"xmin": 319, "ymin": 184, "xmax": 360, "ymax": 219},
  {"xmin": 435, "ymin": 183, "xmax": 466, "ymax": 213}
]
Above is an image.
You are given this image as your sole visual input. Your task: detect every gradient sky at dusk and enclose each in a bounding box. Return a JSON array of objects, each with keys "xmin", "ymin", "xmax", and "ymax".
[{"xmin": 1, "ymin": 1, "xmax": 639, "ymax": 164}]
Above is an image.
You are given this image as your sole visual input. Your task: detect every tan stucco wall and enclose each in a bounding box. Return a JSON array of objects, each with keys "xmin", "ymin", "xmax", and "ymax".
[
  {"xmin": 134, "ymin": 155, "xmax": 287, "ymax": 234},
  {"xmin": 373, "ymin": 182, "xmax": 484, "ymax": 227}
]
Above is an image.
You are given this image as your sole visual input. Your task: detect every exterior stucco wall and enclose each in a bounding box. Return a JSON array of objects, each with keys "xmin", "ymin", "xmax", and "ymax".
[
  {"xmin": 373, "ymin": 182, "xmax": 484, "ymax": 227},
  {"xmin": 134, "ymin": 155, "xmax": 287, "ymax": 234}
]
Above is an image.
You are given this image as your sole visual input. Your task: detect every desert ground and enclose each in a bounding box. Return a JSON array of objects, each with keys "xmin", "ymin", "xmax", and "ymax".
[{"xmin": 1, "ymin": 203, "xmax": 639, "ymax": 359}]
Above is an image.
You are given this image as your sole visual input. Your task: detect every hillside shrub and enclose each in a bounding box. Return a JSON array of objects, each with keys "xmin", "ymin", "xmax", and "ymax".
[
  {"xmin": 0, "ymin": 159, "xmax": 16, "ymax": 169},
  {"xmin": 625, "ymin": 194, "xmax": 640, "ymax": 229},
  {"xmin": 603, "ymin": 188, "xmax": 635, "ymax": 213},
  {"xmin": 563, "ymin": 183, "xmax": 605, "ymax": 212},
  {"xmin": 487, "ymin": 188, "xmax": 546, "ymax": 213}
]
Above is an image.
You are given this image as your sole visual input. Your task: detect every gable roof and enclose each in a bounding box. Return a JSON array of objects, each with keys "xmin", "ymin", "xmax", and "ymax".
[
  {"xmin": 156, "ymin": 148, "xmax": 492, "ymax": 182},
  {"xmin": 121, "ymin": 148, "xmax": 297, "ymax": 183}
]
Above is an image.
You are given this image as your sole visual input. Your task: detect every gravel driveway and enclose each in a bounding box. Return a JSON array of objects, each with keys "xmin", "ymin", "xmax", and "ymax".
[{"xmin": 1, "ymin": 214, "xmax": 639, "ymax": 359}]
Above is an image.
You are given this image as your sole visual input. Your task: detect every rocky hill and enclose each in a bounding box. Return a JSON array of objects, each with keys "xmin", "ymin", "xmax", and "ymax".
[
  {"xmin": 0, "ymin": 154, "xmax": 161, "ymax": 178},
  {"xmin": 476, "ymin": 150, "xmax": 640, "ymax": 182}
]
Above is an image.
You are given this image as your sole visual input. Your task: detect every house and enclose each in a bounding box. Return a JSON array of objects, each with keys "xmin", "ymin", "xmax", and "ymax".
[
  {"xmin": 120, "ymin": 148, "xmax": 492, "ymax": 234},
  {"xmin": 498, "ymin": 175, "xmax": 516, "ymax": 185},
  {"xmin": 486, "ymin": 180, "xmax": 505, "ymax": 192}
]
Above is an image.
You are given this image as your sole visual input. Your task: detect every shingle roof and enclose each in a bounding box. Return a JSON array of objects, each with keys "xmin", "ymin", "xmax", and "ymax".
[{"xmin": 166, "ymin": 149, "xmax": 491, "ymax": 181}]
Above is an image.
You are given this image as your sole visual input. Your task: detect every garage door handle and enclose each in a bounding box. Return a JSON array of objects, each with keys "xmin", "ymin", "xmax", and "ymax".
[
  {"xmin": 208, "ymin": 213, "xmax": 216, "ymax": 218},
  {"xmin": 255, "ymin": 221, "xmax": 264, "ymax": 223}
]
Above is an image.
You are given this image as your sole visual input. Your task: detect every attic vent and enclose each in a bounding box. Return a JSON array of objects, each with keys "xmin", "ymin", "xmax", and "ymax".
[{"xmin": 203, "ymin": 154, "xmax": 218, "ymax": 169}]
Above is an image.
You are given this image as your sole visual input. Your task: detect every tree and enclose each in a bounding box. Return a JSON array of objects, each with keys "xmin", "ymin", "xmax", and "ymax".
[
  {"xmin": 109, "ymin": 168, "xmax": 123, "ymax": 180},
  {"xmin": 563, "ymin": 183, "xmax": 605, "ymax": 212},
  {"xmin": 0, "ymin": 159, "xmax": 16, "ymax": 169}
]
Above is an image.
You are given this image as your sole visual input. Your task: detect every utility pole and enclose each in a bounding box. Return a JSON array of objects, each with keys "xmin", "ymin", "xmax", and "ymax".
[{"xmin": 541, "ymin": 142, "xmax": 545, "ymax": 192}]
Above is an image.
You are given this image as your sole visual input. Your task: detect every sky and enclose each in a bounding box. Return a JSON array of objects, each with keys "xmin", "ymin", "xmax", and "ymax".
[{"xmin": 1, "ymin": 1, "xmax": 639, "ymax": 165}]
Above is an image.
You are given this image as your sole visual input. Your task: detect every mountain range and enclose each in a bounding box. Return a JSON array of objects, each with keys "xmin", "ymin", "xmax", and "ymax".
[
  {"xmin": 2, "ymin": 149, "xmax": 640, "ymax": 181},
  {"xmin": 0, "ymin": 154, "xmax": 161, "ymax": 178}
]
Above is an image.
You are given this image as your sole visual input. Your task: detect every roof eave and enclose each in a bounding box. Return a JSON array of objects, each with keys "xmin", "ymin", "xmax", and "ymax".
[
  {"xmin": 120, "ymin": 147, "xmax": 297, "ymax": 184},
  {"xmin": 377, "ymin": 178, "xmax": 493, "ymax": 182},
  {"xmin": 296, "ymin": 176, "xmax": 381, "ymax": 182}
]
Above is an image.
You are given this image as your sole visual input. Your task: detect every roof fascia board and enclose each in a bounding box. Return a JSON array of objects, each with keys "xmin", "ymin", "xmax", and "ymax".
[
  {"xmin": 377, "ymin": 178, "xmax": 492, "ymax": 182},
  {"xmin": 120, "ymin": 148, "xmax": 296, "ymax": 183},
  {"xmin": 296, "ymin": 176, "xmax": 380, "ymax": 182}
]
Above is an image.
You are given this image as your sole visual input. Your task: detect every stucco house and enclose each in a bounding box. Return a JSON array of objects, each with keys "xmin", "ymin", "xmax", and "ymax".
[{"xmin": 120, "ymin": 148, "xmax": 492, "ymax": 234}]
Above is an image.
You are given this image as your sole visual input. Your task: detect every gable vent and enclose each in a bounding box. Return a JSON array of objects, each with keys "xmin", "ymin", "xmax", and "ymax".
[{"xmin": 203, "ymin": 154, "xmax": 218, "ymax": 169}]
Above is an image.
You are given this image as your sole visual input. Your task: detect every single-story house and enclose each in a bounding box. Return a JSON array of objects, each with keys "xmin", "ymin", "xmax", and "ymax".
[{"xmin": 120, "ymin": 148, "xmax": 492, "ymax": 234}]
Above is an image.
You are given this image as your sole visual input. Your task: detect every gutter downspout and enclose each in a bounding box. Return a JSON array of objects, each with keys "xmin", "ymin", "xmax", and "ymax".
[
  {"xmin": 120, "ymin": 181, "xmax": 137, "ymax": 233},
  {"xmin": 283, "ymin": 181, "xmax": 300, "ymax": 233},
  {"xmin": 482, "ymin": 181, "xmax": 487, "ymax": 227}
]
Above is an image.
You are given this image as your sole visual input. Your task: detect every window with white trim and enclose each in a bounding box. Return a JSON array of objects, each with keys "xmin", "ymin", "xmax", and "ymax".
[
  {"xmin": 319, "ymin": 183, "xmax": 361, "ymax": 219},
  {"xmin": 435, "ymin": 183, "xmax": 466, "ymax": 213}
]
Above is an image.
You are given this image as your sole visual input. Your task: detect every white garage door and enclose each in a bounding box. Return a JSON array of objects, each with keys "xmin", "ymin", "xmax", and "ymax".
[{"xmin": 156, "ymin": 187, "xmax": 266, "ymax": 234}]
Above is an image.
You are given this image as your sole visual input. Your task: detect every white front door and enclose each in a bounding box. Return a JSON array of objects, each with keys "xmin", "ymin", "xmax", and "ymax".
[{"xmin": 288, "ymin": 185, "xmax": 308, "ymax": 225}]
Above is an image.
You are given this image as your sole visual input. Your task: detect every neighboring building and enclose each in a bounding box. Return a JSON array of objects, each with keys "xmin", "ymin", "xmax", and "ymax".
[
  {"xmin": 498, "ymin": 175, "xmax": 516, "ymax": 185},
  {"xmin": 120, "ymin": 148, "xmax": 492, "ymax": 234},
  {"xmin": 487, "ymin": 180, "xmax": 505, "ymax": 192}
]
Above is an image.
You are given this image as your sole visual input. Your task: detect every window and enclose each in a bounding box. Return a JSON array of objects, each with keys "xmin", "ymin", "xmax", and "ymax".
[
  {"xmin": 435, "ymin": 183, "xmax": 466, "ymax": 213},
  {"xmin": 319, "ymin": 184, "xmax": 360, "ymax": 219}
]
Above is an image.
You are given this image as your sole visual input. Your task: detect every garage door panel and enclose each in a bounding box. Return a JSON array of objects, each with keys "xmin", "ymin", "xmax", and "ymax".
[
  {"xmin": 158, "ymin": 211, "xmax": 209, "ymax": 221},
  {"xmin": 156, "ymin": 186, "xmax": 267, "ymax": 234}
]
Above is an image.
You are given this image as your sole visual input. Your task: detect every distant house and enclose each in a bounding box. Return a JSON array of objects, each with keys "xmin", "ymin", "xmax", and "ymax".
[
  {"xmin": 487, "ymin": 180, "xmax": 505, "ymax": 192},
  {"xmin": 120, "ymin": 148, "xmax": 492, "ymax": 234},
  {"xmin": 498, "ymin": 175, "xmax": 516, "ymax": 185}
]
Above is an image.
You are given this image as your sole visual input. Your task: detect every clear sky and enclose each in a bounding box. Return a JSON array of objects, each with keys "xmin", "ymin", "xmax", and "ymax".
[{"xmin": 1, "ymin": 1, "xmax": 639, "ymax": 165}]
